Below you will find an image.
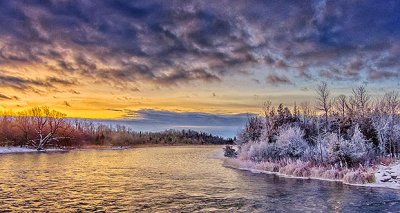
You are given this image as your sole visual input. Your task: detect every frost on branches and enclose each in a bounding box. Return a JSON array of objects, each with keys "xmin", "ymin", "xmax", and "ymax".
[{"xmin": 230, "ymin": 84, "xmax": 400, "ymax": 172}]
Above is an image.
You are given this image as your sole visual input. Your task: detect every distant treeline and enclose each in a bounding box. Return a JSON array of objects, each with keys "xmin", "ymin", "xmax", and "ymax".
[{"xmin": 0, "ymin": 107, "xmax": 232, "ymax": 150}]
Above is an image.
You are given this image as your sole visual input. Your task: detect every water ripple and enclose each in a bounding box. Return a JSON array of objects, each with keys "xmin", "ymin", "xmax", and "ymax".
[{"xmin": 0, "ymin": 146, "xmax": 399, "ymax": 212}]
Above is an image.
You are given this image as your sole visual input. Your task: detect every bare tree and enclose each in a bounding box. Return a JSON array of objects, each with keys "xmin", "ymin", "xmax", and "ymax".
[
  {"xmin": 383, "ymin": 91, "xmax": 400, "ymax": 115},
  {"xmin": 17, "ymin": 107, "xmax": 68, "ymax": 150},
  {"xmin": 333, "ymin": 95, "xmax": 348, "ymax": 119},
  {"xmin": 300, "ymin": 101, "xmax": 312, "ymax": 116},
  {"xmin": 0, "ymin": 112, "xmax": 16, "ymax": 146},
  {"xmin": 315, "ymin": 81, "xmax": 332, "ymax": 125},
  {"xmin": 350, "ymin": 86, "xmax": 370, "ymax": 118}
]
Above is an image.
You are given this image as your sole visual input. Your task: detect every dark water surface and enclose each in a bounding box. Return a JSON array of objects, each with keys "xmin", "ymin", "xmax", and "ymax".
[{"xmin": 0, "ymin": 146, "xmax": 399, "ymax": 212}]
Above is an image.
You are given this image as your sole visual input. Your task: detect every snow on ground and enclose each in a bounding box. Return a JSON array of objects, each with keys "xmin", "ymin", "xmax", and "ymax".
[
  {"xmin": 0, "ymin": 147, "xmax": 65, "ymax": 154},
  {"xmin": 371, "ymin": 162, "xmax": 400, "ymax": 189}
]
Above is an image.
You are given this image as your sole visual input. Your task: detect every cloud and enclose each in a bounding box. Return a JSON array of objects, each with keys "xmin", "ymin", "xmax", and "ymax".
[
  {"xmin": 0, "ymin": 0, "xmax": 399, "ymax": 93},
  {"xmin": 0, "ymin": 74, "xmax": 49, "ymax": 91},
  {"xmin": 69, "ymin": 90, "xmax": 80, "ymax": 94},
  {"xmin": 0, "ymin": 73, "xmax": 76, "ymax": 92},
  {"xmin": 0, "ymin": 93, "xmax": 19, "ymax": 100},
  {"xmin": 47, "ymin": 77, "xmax": 77, "ymax": 86},
  {"xmin": 131, "ymin": 87, "xmax": 140, "ymax": 92},
  {"xmin": 64, "ymin": 101, "xmax": 71, "ymax": 107},
  {"xmin": 266, "ymin": 74, "xmax": 292, "ymax": 86},
  {"xmin": 123, "ymin": 109, "xmax": 250, "ymax": 125},
  {"xmin": 153, "ymin": 68, "xmax": 221, "ymax": 85},
  {"xmin": 0, "ymin": 94, "xmax": 11, "ymax": 100},
  {"xmin": 367, "ymin": 69, "xmax": 399, "ymax": 81},
  {"xmin": 95, "ymin": 109, "xmax": 252, "ymax": 137}
]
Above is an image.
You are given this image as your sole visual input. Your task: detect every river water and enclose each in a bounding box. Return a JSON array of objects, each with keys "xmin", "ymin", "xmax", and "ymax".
[{"xmin": 0, "ymin": 146, "xmax": 399, "ymax": 212}]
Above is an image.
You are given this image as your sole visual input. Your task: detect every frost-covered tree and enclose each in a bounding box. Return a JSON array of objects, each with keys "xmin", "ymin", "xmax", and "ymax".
[
  {"xmin": 324, "ymin": 132, "xmax": 343, "ymax": 163},
  {"xmin": 246, "ymin": 141, "xmax": 274, "ymax": 162},
  {"xmin": 392, "ymin": 124, "xmax": 400, "ymax": 157},
  {"xmin": 371, "ymin": 91, "xmax": 400, "ymax": 156},
  {"xmin": 233, "ymin": 84, "xmax": 400, "ymax": 169},
  {"xmin": 236, "ymin": 116, "xmax": 263, "ymax": 145},
  {"xmin": 275, "ymin": 126, "xmax": 308, "ymax": 158},
  {"xmin": 339, "ymin": 125, "xmax": 372, "ymax": 165}
]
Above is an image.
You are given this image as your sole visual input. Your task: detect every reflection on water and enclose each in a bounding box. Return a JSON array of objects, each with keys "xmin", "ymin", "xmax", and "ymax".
[{"xmin": 0, "ymin": 146, "xmax": 399, "ymax": 212}]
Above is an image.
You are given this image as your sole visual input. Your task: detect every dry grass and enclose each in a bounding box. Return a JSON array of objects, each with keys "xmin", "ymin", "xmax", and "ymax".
[
  {"xmin": 224, "ymin": 158, "xmax": 377, "ymax": 184},
  {"xmin": 377, "ymin": 157, "xmax": 396, "ymax": 166},
  {"xmin": 343, "ymin": 169, "xmax": 375, "ymax": 184}
]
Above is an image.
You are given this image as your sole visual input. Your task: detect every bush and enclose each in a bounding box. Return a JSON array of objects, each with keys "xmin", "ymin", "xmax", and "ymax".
[
  {"xmin": 223, "ymin": 145, "xmax": 237, "ymax": 158},
  {"xmin": 336, "ymin": 125, "xmax": 372, "ymax": 165},
  {"xmin": 275, "ymin": 126, "xmax": 308, "ymax": 158}
]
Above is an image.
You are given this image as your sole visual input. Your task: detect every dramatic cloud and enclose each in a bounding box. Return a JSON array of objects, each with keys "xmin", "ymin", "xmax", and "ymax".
[
  {"xmin": 0, "ymin": 0, "xmax": 398, "ymax": 93},
  {"xmin": 0, "ymin": 0, "xmax": 399, "ymax": 125},
  {"xmin": 0, "ymin": 73, "xmax": 76, "ymax": 93}
]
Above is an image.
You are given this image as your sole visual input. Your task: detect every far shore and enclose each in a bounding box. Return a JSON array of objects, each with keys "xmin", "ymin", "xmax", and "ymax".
[
  {"xmin": 0, "ymin": 144, "xmax": 227, "ymax": 154},
  {"xmin": 75, "ymin": 143, "xmax": 226, "ymax": 150}
]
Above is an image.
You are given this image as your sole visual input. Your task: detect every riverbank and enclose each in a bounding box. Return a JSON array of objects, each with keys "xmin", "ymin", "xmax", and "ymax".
[
  {"xmin": 223, "ymin": 158, "xmax": 400, "ymax": 190},
  {"xmin": 76, "ymin": 144, "xmax": 226, "ymax": 150},
  {"xmin": 0, "ymin": 145, "xmax": 132, "ymax": 154},
  {"xmin": 0, "ymin": 144, "xmax": 227, "ymax": 154},
  {"xmin": 0, "ymin": 147, "xmax": 68, "ymax": 154}
]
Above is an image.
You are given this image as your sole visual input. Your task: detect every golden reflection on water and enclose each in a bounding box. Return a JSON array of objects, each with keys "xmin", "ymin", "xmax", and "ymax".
[
  {"xmin": 0, "ymin": 146, "xmax": 399, "ymax": 212},
  {"xmin": 0, "ymin": 146, "xmax": 240, "ymax": 212}
]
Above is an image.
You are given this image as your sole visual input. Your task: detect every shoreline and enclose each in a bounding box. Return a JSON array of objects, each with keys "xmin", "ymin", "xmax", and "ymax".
[
  {"xmin": 0, "ymin": 144, "xmax": 227, "ymax": 154},
  {"xmin": 0, "ymin": 147, "xmax": 69, "ymax": 155},
  {"xmin": 223, "ymin": 158, "xmax": 400, "ymax": 190}
]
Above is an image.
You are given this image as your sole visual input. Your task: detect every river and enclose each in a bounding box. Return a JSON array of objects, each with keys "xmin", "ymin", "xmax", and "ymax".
[{"xmin": 0, "ymin": 146, "xmax": 399, "ymax": 212}]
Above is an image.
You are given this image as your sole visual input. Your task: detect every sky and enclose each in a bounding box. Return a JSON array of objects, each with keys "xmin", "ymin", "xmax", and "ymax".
[{"xmin": 0, "ymin": 0, "xmax": 399, "ymax": 136}]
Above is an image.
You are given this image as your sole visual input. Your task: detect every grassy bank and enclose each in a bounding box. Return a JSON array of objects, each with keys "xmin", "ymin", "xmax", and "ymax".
[{"xmin": 223, "ymin": 158, "xmax": 377, "ymax": 184}]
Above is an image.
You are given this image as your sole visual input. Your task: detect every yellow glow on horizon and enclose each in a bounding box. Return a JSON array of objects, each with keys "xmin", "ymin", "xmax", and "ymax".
[{"xmin": 0, "ymin": 58, "xmax": 316, "ymax": 118}]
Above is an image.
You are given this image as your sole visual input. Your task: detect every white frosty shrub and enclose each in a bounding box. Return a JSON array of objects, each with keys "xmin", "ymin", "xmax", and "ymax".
[
  {"xmin": 339, "ymin": 125, "xmax": 372, "ymax": 163},
  {"xmin": 238, "ymin": 142, "xmax": 252, "ymax": 160},
  {"xmin": 242, "ymin": 140, "xmax": 279, "ymax": 162},
  {"xmin": 258, "ymin": 140, "xmax": 279, "ymax": 160},
  {"xmin": 235, "ymin": 129, "xmax": 250, "ymax": 146},
  {"xmin": 306, "ymin": 133, "xmax": 334, "ymax": 162},
  {"xmin": 325, "ymin": 133, "xmax": 342, "ymax": 163},
  {"xmin": 371, "ymin": 114, "xmax": 390, "ymax": 155},
  {"xmin": 275, "ymin": 126, "xmax": 308, "ymax": 158},
  {"xmin": 393, "ymin": 124, "xmax": 400, "ymax": 156},
  {"xmin": 305, "ymin": 145, "xmax": 317, "ymax": 162}
]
